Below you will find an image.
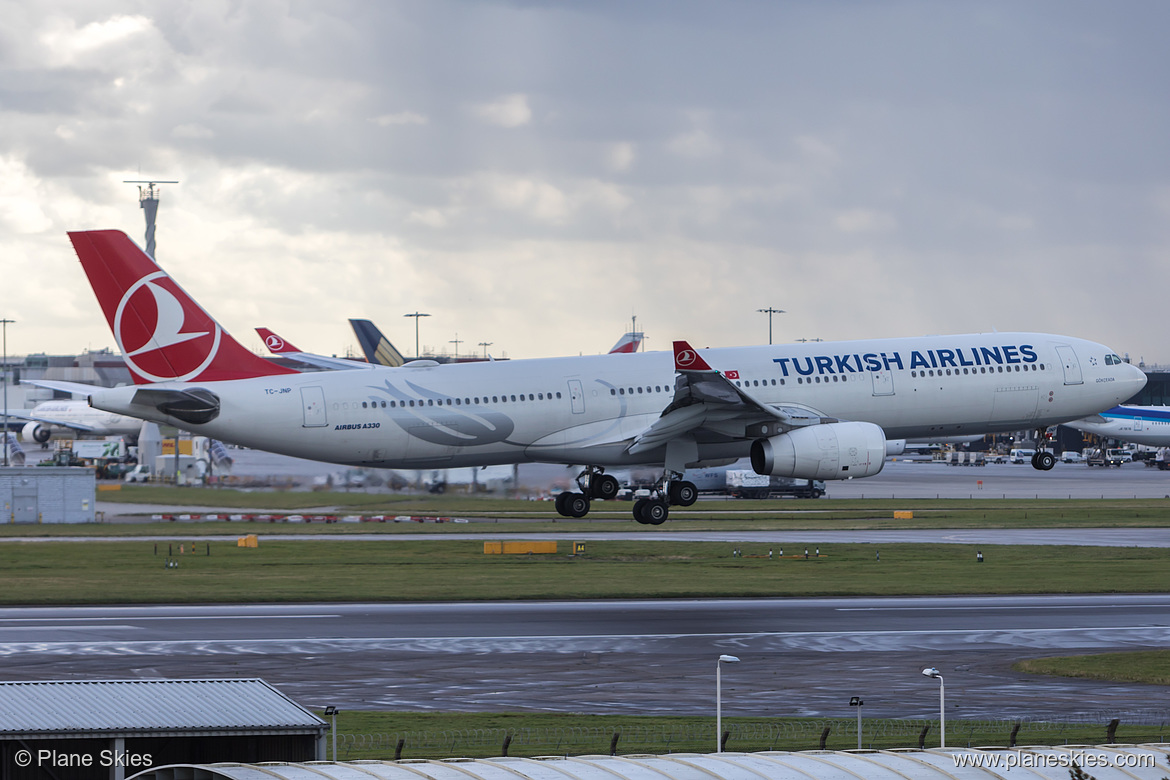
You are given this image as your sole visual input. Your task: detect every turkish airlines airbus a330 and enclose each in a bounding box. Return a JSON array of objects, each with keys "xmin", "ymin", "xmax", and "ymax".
[{"xmin": 65, "ymin": 230, "xmax": 1145, "ymax": 524}]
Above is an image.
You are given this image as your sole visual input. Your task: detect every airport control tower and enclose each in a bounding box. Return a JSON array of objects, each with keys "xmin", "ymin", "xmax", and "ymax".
[{"xmin": 124, "ymin": 180, "xmax": 177, "ymax": 258}]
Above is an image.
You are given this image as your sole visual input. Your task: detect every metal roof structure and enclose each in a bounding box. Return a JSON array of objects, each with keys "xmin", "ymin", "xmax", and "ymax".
[
  {"xmin": 0, "ymin": 679, "xmax": 326, "ymax": 738},
  {"xmin": 130, "ymin": 745, "xmax": 1170, "ymax": 780}
]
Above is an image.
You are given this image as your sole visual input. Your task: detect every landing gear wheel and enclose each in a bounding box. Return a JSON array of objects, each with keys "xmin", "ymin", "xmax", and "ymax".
[
  {"xmin": 668, "ymin": 480, "xmax": 698, "ymax": 507},
  {"xmin": 554, "ymin": 491, "xmax": 572, "ymax": 517},
  {"xmin": 632, "ymin": 498, "xmax": 651, "ymax": 525},
  {"xmin": 590, "ymin": 474, "xmax": 620, "ymax": 501},
  {"xmin": 643, "ymin": 499, "xmax": 669, "ymax": 525},
  {"xmin": 565, "ymin": 492, "xmax": 591, "ymax": 518},
  {"xmin": 1034, "ymin": 451, "xmax": 1056, "ymax": 471}
]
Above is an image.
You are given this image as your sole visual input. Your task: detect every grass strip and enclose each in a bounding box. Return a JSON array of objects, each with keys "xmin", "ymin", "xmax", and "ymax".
[
  {"xmin": 1014, "ymin": 651, "xmax": 1170, "ymax": 686},
  {"xmin": 0, "ymin": 540, "xmax": 1167, "ymax": 604},
  {"xmin": 313, "ymin": 711, "xmax": 1170, "ymax": 759}
]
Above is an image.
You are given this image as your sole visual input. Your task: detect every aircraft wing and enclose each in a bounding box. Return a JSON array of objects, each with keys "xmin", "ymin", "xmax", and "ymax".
[
  {"xmin": 256, "ymin": 327, "xmax": 376, "ymax": 371},
  {"xmin": 627, "ymin": 341, "xmax": 835, "ymax": 456},
  {"xmin": 21, "ymin": 379, "xmax": 107, "ymax": 397},
  {"xmin": 17, "ymin": 413, "xmax": 103, "ymax": 433}
]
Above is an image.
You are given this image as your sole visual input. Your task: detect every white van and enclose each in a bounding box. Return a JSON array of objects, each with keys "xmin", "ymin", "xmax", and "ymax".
[{"xmin": 1008, "ymin": 449, "xmax": 1036, "ymax": 464}]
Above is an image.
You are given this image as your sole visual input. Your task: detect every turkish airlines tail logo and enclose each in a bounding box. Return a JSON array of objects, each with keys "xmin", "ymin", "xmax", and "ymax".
[
  {"xmin": 673, "ymin": 340, "xmax": 714, "ymax": 372},
  {"xmin": 69, "ymin": 230, "xmax": 297, "ymax": 384},
  {"xmin": 255, "ymin": 327, "xmax": 301, "ymax": 355}
]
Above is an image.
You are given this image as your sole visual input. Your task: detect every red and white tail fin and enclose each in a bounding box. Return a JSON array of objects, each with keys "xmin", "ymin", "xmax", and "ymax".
[
  {"xmin": 672, "ymin": 340, "xmax": 715, "ymax": 372},
  {"xmin": 68, "ymin": 230, "xmax": 297, "ymax": 384},
  {"xmin": 255, "ymin": 327, "xmax": 302, "ymax": 355},
  {"xmin": 608, "ymin": 331, "xmax": 643, "ymax": 354}
]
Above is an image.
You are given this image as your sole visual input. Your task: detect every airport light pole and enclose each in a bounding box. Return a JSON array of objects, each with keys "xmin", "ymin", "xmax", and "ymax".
[
  {"xmin": 757, "ymin": 307, "xmax": 785, "ymax": 345},
  {"xmin": 449, "ymin": 334, "xmax": 462, "ymax": 360},
  {"xmin": 403, "ymin": 312, "xmax": 430, "ymax": 359},
  {"xmin": 478, "ymin": 341, "xmax": 493, "ymax": 359},
  {"xmin": 1, "ymin": 318, "xmax": 11, "ymax": 467},
  {"xmin": 922, "ymin": 667, "xmax": 944, "ymax": 748},
  {"xmin": 849, "ymin": 696, "xmax": 863, "ymax": 749},
  {"xmin": 716, "ymin": 654, "xmax": 740, "ymax": 752},
  {"xmin": 324, "ymin": 705, "xmax": 339, "ymax": 760}
]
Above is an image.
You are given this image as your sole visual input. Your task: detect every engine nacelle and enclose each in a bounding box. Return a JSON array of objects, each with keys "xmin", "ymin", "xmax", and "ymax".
[
  {"xmin": 750, "ymin": 421, "xmax": 886, "ymax": 480},
  {"xmin": 21, "ymin": 421, "xmax": 51, "ymax": 444}
]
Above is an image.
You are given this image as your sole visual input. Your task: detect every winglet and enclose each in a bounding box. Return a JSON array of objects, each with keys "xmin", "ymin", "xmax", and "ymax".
[
  {"xmin": 673, "ymin": 340, "xmax": 714, "ymax": 372},
  {"xmin": 255, "ymin": 327, "xmax": 302, "ymax": 355}
]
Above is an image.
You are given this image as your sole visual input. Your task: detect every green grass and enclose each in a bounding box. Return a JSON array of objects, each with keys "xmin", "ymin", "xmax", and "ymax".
[
  {"xmin": 1014, "ymin": 650, "xmax": 1170, "ymax": 686},
  {"xmin": 0, "ymin": 490, "xmax": 1152, "ymax": 539},
  {"xmin": 314, "ymin": 711, "xmax": 1170, "ymax": 759},
  {"xmin": 0, "ymin": 539, "xmax": 1167, "ymax": 604}
]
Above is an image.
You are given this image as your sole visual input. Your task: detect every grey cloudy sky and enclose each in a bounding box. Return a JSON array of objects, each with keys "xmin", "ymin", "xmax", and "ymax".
[{"xmin": 2, "ymin": 0, "xmax": 1168, "ymax": 364}]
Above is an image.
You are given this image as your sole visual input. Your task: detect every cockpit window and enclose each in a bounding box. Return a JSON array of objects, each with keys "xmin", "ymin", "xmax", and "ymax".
[{"xmin": 1105, "ymin": 354, "xmax": 1124, "ymax": 366}]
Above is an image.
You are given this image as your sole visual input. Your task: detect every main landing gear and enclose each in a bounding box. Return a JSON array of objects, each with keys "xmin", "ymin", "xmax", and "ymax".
[
  {"xmin": 1030, "ymin": 428, "xmax": 1056, "ymax": 471},
  {"xmin": 553, "ymin": 467, "xmax": 621, "ymax": 519},
  {"xmin": 631, "ymin": 473, "xmax": 698, "ymax": 526},
  {"xmin": 551, "ymin": 466, "xmax": 698, "ymax": 526}
]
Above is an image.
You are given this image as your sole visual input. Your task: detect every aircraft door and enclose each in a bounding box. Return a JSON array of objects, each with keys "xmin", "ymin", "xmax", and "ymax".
[
  {"xmin": 1054, "ymin": 345, "xmax": 1084, "ymax": 385},
  {"xmin": 871, "ymin": 370, "xmax": 894, "ymax": 397},
  {"xmin": 1134, "ymin": 417, "xmax": 1144, "ymax": 432},
  {"xmin": 301, "ymin": 386, "xmax": 328, "ymax": 427},
  {"xmin": 568, "ymin": 380, "xmax": 585, "ymax": 414}
]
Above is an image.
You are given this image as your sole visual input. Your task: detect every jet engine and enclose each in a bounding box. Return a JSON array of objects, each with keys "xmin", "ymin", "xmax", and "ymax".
[
  {"xmin": 750, "ymin": 421, "xmax": 886, "ymax": 480},
  {"xmin": 21, "ymin": 420, "xmax": 51, "ymax": 444}
]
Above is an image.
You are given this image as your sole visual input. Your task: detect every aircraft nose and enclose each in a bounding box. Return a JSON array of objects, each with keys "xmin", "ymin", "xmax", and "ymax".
[{"xmin": 1126, "ymin": 362, "xmax": 1148, "ymax": 394}]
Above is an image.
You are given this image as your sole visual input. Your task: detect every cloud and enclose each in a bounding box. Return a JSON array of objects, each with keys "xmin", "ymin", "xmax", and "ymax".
[
  {"xmin": 471, "ymin": 93, "xmax": 532, "ymax": 128},
  {"xmin": 1, "ymin": 1, "xmax": 1168, "ymax": 366},
  {"xmin": 371, "ymin": 111, "xmax": 428, "ymax": 127}
]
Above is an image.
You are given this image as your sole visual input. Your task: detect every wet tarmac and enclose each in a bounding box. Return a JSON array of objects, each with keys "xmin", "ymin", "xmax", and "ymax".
[{"xmin": 1, "ymin": 598, "xmax": 1168, "ymax": 721}]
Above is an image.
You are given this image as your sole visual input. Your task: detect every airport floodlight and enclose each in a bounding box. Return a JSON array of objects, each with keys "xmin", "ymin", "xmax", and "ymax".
[
  {"xmin": 403, "ymin": 312, "xmax": 431, "ymax": 359},
  {"xmin": 478, "ymin": 341, "xmax": 493, "ymax": 359},
  {"xmin": 756, "ymin": 307, "xmax": 785, "ymax": 345},
  {"xmin": 449, "ymin": 334, "xmax": 462, "ymax": 360},
  {"xmin": 921, "ymin": 668, "xmax": 945, "ymax": 748},
  {"xmin": 323, "ymin": 706, "xmax": 340, "ymax": 760},
  {"xmin": 849, "ymin": 696, "xmax": 864, "ymax": 749},
  {"xmin": 716, "ymin": 655, "xmax": 741, "ymax": 752}
]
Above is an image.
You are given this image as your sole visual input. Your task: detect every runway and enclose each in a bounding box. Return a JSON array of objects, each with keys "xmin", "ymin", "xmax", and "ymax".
[{"xmin": 3, "ymin": 596, "xmax": 1168, "ymax": 720}]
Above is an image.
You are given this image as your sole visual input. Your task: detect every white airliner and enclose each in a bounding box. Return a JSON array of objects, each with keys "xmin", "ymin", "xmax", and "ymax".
[
  {"xmin": 64, "ymin": 230, "xmax": 1145, "ymax": 524},
  {"xmin": 1066, "ymin": 405, "xmax": 1170, "ymax": 447},
  {"xmin": 6, "ymin": 392, "xmax": 145, "ymax": 444}
]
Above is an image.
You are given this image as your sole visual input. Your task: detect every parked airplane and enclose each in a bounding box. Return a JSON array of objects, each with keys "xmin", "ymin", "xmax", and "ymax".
[
  {"xmin": 64, "ymin": 230, "xmax": 1145, "ymax": 524},
  {"xmin": 608, "ymin": 331, "xmax": 644, "ymax": 354},
  {"xmin": 6, "ymin": 391, "xmax": 145, "ymax": 444},
  {"xmin": 255, "ymin": 327, "xmax": 375, "ymax": 371},
  {"xmin": 347, "ymin": 319, "xmax": 642, "ymax": 366},
  {"xmin": 349, "ymin": 318, "xmax": 407, "ymax": 366},
  {"xmin": 1065, "ymin": 405, "xmax": 1170, "ymax": 447}
]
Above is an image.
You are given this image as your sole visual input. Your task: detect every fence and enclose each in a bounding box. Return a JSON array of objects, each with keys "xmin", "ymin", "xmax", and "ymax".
[{"xmin": 338, "ymin": 711, "xmax": 1170, "ymax": 760}]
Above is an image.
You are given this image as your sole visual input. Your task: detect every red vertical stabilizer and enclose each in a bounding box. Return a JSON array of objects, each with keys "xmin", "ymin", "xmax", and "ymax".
[{"xmin": 68, "ymin": 230, "xmax": 297, "ymax": 384}]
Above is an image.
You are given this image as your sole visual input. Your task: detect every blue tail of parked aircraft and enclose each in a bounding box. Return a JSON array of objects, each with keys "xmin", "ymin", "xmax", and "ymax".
[{"xmin": 349, "ymin": 319, "xmax": 407, "ymax": 367}]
